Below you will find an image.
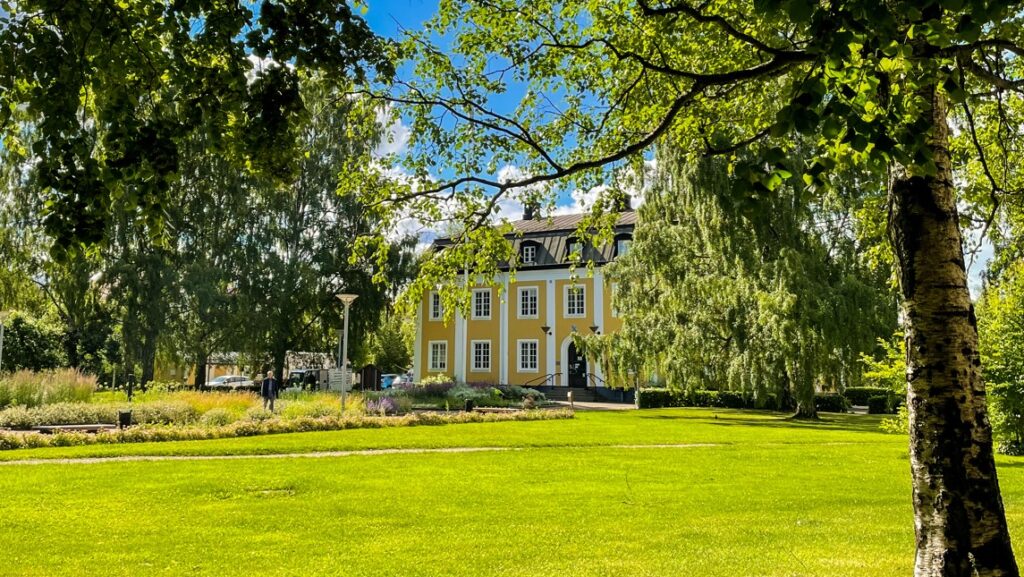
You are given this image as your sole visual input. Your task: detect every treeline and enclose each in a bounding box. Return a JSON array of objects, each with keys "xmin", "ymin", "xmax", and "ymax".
[{"xmin": 0, "ymin": 78, "xmax": 417, "ymax": 385}]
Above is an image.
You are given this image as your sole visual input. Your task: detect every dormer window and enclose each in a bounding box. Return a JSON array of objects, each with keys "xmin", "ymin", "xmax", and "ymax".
[
  {"xmin": 567, "ymin": 239, "xmax": 584, "ymax": 261},
  {"xmin": 521, "ymin": 243, "xmax": 537, "ymax": 265},
  {"xmin": 615, "ymin": 235, "xmax": 632, "ymax": 258}
]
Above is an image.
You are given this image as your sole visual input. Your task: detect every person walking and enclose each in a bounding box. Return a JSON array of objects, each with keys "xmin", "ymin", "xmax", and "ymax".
[{"xmin": 261, "ymin": 370, "xmax": 278, "ymax": 412}]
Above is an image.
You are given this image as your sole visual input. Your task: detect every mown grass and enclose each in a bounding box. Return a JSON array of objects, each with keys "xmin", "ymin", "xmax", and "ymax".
[{"xmin": 2, "ymin": 409, "xmax": 1023, "ymax": 576}]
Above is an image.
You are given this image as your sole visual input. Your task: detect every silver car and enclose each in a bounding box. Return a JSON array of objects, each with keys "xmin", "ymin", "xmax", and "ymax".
[{"xmin": 205, "ymin": 375, "xmax": 254, "ymax": 391}]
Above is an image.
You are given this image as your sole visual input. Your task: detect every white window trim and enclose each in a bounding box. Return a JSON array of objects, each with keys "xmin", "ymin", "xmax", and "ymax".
[
  {"xmin": 517, "ymin": 286, "xmax": 539, "ymax": 320},
  {"xmin": 428, "ymin": 340, "xmax": 448, "ymax": 372},
  {"xmin": 521, "ymin": 244, "xmax": 537, "ymax": 265},
  {"xmin": 471, "ymin": 288, "xmax": 492, "ymax": 320},
  {"xmin": 429, "ymin": 292, "xmax": 442, "ymax": 321},
  {"xmin": 517, "ymin": 339, "xmax": 540, "ymax": 373},
  {"xmin": 564, "ymin": 284, "xmax": 587, "ymax": 319},
  {"xmin": 470, "ymin": 339, "xmax": 492, "ymax": 372}
]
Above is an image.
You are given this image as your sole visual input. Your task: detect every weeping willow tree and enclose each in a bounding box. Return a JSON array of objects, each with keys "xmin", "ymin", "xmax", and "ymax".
[{"xmin": 602, "ymin": 149, "xmax": 896, "ymax": 418}]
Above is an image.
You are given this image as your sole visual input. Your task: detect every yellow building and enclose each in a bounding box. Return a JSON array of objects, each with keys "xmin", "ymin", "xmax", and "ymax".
[{"xmin": 414, "ymin": 209, "xmax": 634, "ymax": 391}]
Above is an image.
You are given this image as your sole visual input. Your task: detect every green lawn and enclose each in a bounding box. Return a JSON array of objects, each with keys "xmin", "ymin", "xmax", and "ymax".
[{"xmin": 2, "ymin": 408, "xmax": 1023, "ymax": 576}]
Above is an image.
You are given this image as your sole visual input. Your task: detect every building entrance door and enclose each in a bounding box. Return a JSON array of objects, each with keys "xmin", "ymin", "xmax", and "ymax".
[{"xmin": 567, "ymin": 343, "xmax": 587, "ymax": 387}]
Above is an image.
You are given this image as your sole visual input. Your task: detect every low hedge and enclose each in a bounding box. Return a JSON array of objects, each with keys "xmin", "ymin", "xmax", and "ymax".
[
  {"xmin": 867, "ymin": 395, "xmax": 891, "ymax": 414},
  {"xmin": 844, "ymin": 387, "xmax": 893, "ymax": 406},
  {"xmin": 637, "ymin": 389, "xmax": 767, "ymax": 410},
  {"xmin": 814, "ymin": 393, "xmax": 848, "ymax": 413},
  {"xmin": 0, "ymin": 401, "xmax": 200, "ymax": 430},
  {"xmin": 0, "ymin": 409, "xmax": 575, "ymax": 451}
]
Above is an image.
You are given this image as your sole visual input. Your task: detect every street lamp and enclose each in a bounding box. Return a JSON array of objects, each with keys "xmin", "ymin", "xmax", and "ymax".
[
  {"xmin": 336, "ymin": 293, "xmax": 358, "ymax": 412},
  {"xmin": 0, "ymin": 311, "xmax": 9, "ymax": 374}
]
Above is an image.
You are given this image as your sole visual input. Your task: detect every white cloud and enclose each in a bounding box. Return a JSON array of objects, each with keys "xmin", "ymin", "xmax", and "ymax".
[{"xmin": 373, "ymin": 105, "xmax": 411, "ymax": 158}]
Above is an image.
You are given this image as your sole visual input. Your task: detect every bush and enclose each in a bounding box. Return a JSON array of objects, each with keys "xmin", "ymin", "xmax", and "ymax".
[
  {"xmin": 844, "ymin": 387, "xmax": 893, "ymax": 406},
  {"xmin": 0, "ymin": 400, "xmax": 200, "ymax": 430},
  {"xmin": 246, "ymin": 407, "xmax": 275, "ymax": 422},
  {"xmin": 419, "ymin": 374, "xmax": 454, "ymax": 386},
  {"xmin": 867, "ymin": 395, "xmax": 892, "ymax": 415},
  {"xmin": 814, "ymin": 393, "xmax": 848, "ymax": 413},
  {"xmin": 637, "ymin": 389, "xmax": 678, "ymax": 409},
  {"xmin": 990, "ymin": 383, "xmax": 1024, "ymax": 454},
  {"xmin": 199, "ymin": 408, "xmax": 235, "ymax": 427},
  {"xmin": 880, "ymin": 404, "xmax": 909, "ymax": 434}
]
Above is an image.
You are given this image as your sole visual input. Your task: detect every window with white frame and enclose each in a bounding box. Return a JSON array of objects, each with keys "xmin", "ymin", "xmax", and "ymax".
[
  {"xmin": 429, "ymin": 292, "xmax": 443, "ymax": 321},
  {"xmin": 521, "ymin": 244, "xmax": 537, "ymax": 265},
  {"xmin": 518, "ymin": 339, "xmax": 539, "ymax": 372},
  {"xmin": 565, "ymin": 285, "xmax": 586, "ymax": 318},
  {"xmin": 471, "ymin": 340, "xmax": 491, "ymax": 372},
  {"xmin": 429, "ymin": 341, "xmax": 448, "ymax": 371},
  {"xmin": 518, "ymin": 286, "xmax": 539, "ymax": 319},
  {"xmin": 472, "ymin": 288, "xmax": 492, "ymax": 320}
]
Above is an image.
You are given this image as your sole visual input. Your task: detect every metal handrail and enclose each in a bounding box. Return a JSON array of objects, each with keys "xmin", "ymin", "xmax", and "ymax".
[
  {"xmin": 586, "ymin": 372, "xmax": 607, "ymax": 388},
  {"xmin": 523, "ymin": 372, "xmax": 561, "ymax": 387}
]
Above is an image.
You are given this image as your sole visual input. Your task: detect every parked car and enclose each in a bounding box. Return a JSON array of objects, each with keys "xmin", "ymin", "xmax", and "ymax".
[
  {"xmin": 288, "ymin": 369, "xmax": 326, "ymax": 390},
  {"xmin": 381, "ymin": 374, "xmax": 402, "ymax": 389},
  {"xmin": 205, "ymin": 375, "xmax": 255, "ymax": 391}
]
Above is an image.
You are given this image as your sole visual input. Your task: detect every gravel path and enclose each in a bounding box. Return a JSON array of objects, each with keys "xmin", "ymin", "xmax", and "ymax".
[{"xmin": 0, "ymin": 443, "xmax": 720, "ymax": 466}]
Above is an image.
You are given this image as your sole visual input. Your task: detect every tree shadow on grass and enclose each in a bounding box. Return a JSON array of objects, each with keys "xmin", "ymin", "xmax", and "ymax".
[{"xmin": 639, "ymin": 409, "xmax": 887, "ymax": 435}]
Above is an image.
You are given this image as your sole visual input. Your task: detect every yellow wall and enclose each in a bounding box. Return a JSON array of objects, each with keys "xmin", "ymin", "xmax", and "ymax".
[
  {"xmin": 603, "ymin": 278, "xmax": 623, "ymax": 334},
  {"xmin": 507, "ymin": 281, "xmax": 548, "ymax": 386},
  {"xmin": 421, "ymin": 291, "xmax": 455, "ymax": 378}
]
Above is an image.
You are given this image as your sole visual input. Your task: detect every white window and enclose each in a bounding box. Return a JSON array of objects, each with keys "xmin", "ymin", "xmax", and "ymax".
[
  {"xmin": 611, "ymin": 283, "xmax": 621, "ymax": 318},
  {"xmin": 518, "ymin": 339, "xmax": 539, "ymax": 372},
  {"xmin": 521, "ymin": 244, "xmax": 537, "ymax": 264},
  {"xmin": 471, "ymin": 340, "xmax": 491, "ymax": 372},
  {"xmin": 429, "ymin": 341, "xmax": 448, "ymax": 372},
  {"xmin": 429, "ymin": 292, "xmax": 443, "ymax": 321},
  {"xmin": 616, "ymin": 238, "xmax": 632, "ymax": 257},
  {"xmin": 472, "ymin": 288, "xmax": 492, "ymax": 320},
  {"xmin": 518, "ymin": 286, "xmax": 539, "ymax": 319},
  {"xmin": 565, "ymin": 285, "xmax": 586, "ymax": 318}
]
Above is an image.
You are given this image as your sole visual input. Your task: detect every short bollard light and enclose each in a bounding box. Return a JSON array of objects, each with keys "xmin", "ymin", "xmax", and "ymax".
[
  {"xmin": 117, "ymin": 410, "xmax": 132, "ymax": 430},
  {"xmin": 568, "ymin": 390, "xmax": 574, "ymax": 410}
]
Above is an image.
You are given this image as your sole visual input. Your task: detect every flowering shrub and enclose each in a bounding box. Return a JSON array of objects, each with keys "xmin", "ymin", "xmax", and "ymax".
[{"xmin": 0, "ymin": 409, "xmax": 575, "ymax": 451}]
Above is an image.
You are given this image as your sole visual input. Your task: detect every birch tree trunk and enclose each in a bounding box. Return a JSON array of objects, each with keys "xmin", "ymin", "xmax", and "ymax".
[{"xmin": 889, "ymin": 87, "xmax": 1018, "ymax": 577}]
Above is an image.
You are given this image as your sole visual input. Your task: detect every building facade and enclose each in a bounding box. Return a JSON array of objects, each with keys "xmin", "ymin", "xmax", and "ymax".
[{"xmin": 413, "ymin": 210, "xmax": 635, "ymax": 388}]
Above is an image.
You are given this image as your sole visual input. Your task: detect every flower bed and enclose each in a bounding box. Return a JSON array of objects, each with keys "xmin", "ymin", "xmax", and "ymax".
[{"xmin": 0, "ymin": 409, "xmax": 574, "ymax": 451}]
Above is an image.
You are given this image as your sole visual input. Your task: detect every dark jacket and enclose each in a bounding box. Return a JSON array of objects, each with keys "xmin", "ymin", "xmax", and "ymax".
[{"xmin": 260, "ymin": 377, "xmax": 278, "ymax": 399}]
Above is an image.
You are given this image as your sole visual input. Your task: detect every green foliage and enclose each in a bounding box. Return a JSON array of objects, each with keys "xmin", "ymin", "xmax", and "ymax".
[
  {"xmin": 867, "ymin": 396, "xmax": 893, "ymax": 415},
  {"xmin": 859, "ymin": 334, "xmax": 907, "ymax": 395},
  {"xmin": 0, "ymin": 0, "xmax": 393, "ymax": 247},
  {"xmin": 0, "ymin": 314, "xmax": 66, "ymax": 373},
  {"xmin": 605, "ymin": 153, "xmax": 895, "ymax": 415},
  {"xmin": 199, "ymin": 408, "xmax": 236, "ymax": 428},
  {"xmin": 0, "ymin": 369, "xmax": 96, "ymax": 409},
  {"xmin": 637, "ymin": 388, "xmax": 770, "ymax": 410},
  {"xmin": 814, "ymin": 394, "xmax": 849, "ymax": 414},
  {"xmin": 880, "ymin": 405, "xmax": 910, "ymax": 435},
  {"xmin": 845, "ymin": 387, "xmax": 897, "ymax": 407},
  {"xmin": 366, "ymin": 313, "xmax": 414, "ymax": 373}
]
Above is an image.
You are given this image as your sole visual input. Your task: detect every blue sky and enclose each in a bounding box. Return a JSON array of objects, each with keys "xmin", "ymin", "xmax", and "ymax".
[{"xmin": 358, "ymin": 0, "xmax": 993, "ymax": 293}]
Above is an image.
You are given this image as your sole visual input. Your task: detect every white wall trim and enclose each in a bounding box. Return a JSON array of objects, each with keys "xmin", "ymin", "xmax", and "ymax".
[
  {"xmin": 559, "ymin": 335, "xmax": 575, "ymax": 387},
  {"xmin": 414, "ymin": 299, "xmax": 423, "ymax": 382},
  {"xmin": 500, "ymin": 274, "xmax": 509, "ymax": 383},
  {"xmin": 593, "ymin": 270, "xmax": 605, "ymax": 387},
  {"xmin": 546, "ymin": 279, "xmax": 556, "ymax": 380}
]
